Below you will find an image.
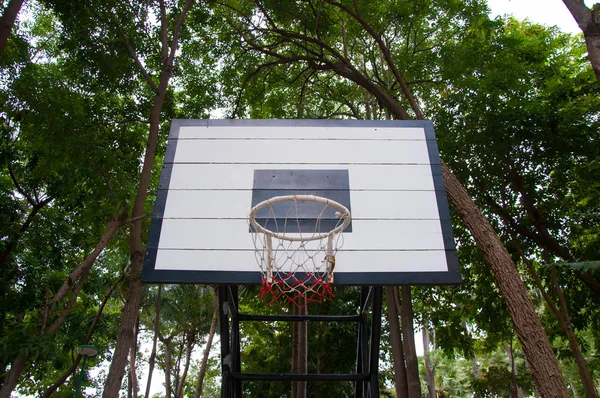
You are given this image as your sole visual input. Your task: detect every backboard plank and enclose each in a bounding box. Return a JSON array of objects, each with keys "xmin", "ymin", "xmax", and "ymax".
[
  {"xmin": 154, "ymin": 219, "xmax": 449, "ymax": 250},
  {"xmin": 170, "ymin": 140, "xmax": 434, "ymax": 165},
  {"xmin": 162, "ymin": 164, "xmax": 441, "ymax": 191},
  {"xmin": 160, "ymin": 190, "xmax": 443, "ymax": 220},
  {"xmin": 178, "ymin": 125, "xmax": 431, "ymax": 140},
  {"xmin": 153, "ymin": 249, "xmax": 451, "ymax": 273}
]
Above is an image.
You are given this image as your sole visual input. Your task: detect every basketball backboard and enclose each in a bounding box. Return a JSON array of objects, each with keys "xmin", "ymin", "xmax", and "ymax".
[{"xmin": 142, "ymin": 119, "xmax": 460, "ymax": 285}]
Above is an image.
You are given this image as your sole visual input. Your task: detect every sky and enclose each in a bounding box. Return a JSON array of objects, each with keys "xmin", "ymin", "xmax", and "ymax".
[{"xmin": 486, "ymin": 0, "xmax": 595, "ymax": 34}]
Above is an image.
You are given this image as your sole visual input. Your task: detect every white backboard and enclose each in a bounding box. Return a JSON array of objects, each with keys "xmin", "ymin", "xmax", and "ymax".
[{"xmin": 142, "ymin": 120, "xmax": 460, "ymax": 285}]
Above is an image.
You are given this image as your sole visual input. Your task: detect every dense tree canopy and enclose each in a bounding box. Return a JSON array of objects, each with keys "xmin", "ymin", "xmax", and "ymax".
[{"xmin": 0, "ymin": 0, "xmax": 598, "ymax": 397}]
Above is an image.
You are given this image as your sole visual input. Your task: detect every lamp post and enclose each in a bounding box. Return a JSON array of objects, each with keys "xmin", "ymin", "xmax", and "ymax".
[{"xmin": 74, "ymin": 344, "xmax": 98, "ymax": 398}]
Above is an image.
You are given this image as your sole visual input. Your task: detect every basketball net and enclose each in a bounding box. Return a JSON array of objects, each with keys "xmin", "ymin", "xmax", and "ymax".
[{"xmin": 248, "ymin": 195, "xmax": 351, "ymax": 308}]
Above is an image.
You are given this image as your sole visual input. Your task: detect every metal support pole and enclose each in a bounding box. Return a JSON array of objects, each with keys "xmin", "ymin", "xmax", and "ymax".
[
  {"xmin": 219, "ymin": 286, "xmax": 231, "ymax": 398},
  {"xmin": 238, "ymin": 314, "xmax": 362, "ymax": 322},
  {"xmin": 355, "ymin": 286, "xmax": 370, "ymax": 398},
  {"xmin": 231, "ymin": 372, "xmax": 369, "ymax": 382},
  {"xmin": 74, "ymin": 355, "xmax": 88, "ymax": 398},
  {"xmin": 368, "ymin": 287, "xmax": 383, "ymax": 398},
  {"xmin": 362, "ymin": 288, "xmax": 372, "ymax": 398},
  {"xmin": 217, "ymin": 285, "xmax": 382, "ymax": 398},
  {"xmin": 230, "ymin": 286, "xmax": 242, "ymax": 397}
]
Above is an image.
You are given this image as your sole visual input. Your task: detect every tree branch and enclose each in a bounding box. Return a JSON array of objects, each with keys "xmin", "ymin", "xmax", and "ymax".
[
  {"xmin": 42, "ymin": 273, "xmax": 125, "ymax": 398},
  {"xmin": 165, "ymin": 0, "xmax": 194, "ymax": 68},
  {"xmin": 84, "ymin": 1, "xmax": 159, "ymax": 93},
  {"xmin": 324, "ymin": 0, "xmax": 425, "ymax": 119},
  {"xmin": 0, "ymin": 194, "xmax": 54, "ymax": 268},
  {"xmin": 562, "ymin": 0, "xmax": 594, "ymax": 31},
  {"xmin": 8, "ymin": 163, "xmax": 35, "ymax": 206},
  {"xmin": 159, "ymin": 0, "xmax": 168, "ymax": 64},
  {"xmin": 44, "ymin": 212, "xmax": 127, "ymax": 334}
]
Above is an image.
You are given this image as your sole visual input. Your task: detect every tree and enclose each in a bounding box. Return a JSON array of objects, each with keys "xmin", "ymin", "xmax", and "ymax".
[
  {"xmin": 0, "ymin": 6, "xmax": 148, "ymax": 391},
  {"xmin": 385, "ymin": 286, "xmax": 409, "ymax": 398},
  {"xmin": 194, "ymin": 289, "xmax": 218, "ymax": 398},
  {"xmin": 433, "ymin": 17, "xmax": 600, "ymax": 396},
  {"xmin": 39, "ymin": 0, "xmax": 198, "ymax": 393},
  {"xmin": 562, "ymin": 0, "xmax": 600, "ymax": 86},
  {"xmin": 214, "ymin": 1, "xmax": 569, "ymax": 395},
  {"xmin": 0, "ymin": 0, "xmax": 25, "ymax": 54},
  {"xmin": 101, "ymin": 2, "xmax": 195, "ymax": 393},
  {"xmin": 149, "ymin": 285, "xmax": 213, "ymax": 398}
]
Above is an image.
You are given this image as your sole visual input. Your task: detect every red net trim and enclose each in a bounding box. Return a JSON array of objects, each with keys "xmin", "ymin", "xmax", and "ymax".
[{"xmin": 258, "ymin": 272, "xmax": 334, "ymax": 308}]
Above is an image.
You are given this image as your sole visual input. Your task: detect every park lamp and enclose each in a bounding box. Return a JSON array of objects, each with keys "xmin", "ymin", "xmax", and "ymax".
[
  {"xmin": 74, "ymin": 344, "xmax": 98, "ymax": 398},
  {"xmin": 77, "ymin": 345, "xmax": 98, "ymax": 357}
]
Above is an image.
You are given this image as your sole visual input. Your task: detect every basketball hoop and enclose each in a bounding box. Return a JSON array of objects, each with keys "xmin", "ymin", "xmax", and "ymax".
[{"xmin": 248, "ymin": 195, "xmax": 351, "ymax": 307}]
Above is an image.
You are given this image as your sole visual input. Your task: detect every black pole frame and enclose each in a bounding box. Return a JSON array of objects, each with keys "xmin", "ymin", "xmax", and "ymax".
[{"xmin": 218, "ymin": 285, "xmax": 383, "ymax": 398}]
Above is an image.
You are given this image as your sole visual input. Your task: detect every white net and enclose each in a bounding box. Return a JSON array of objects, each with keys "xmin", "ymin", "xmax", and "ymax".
[{"xmin": 248, "ymin": 195, "xmax": 351, "ymax": 307}]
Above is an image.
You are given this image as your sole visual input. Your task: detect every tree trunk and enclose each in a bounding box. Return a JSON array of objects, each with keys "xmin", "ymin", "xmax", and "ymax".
[
  {"xmin": 102, "ymin": 1, "xmax": 193, "ymax": 394},
  {"xmin": 103, "ymin": 89, "xmax": 167, "ymax": 397},
  {"xmin": 128, "ymin": 363, "xmax": 133, "ymax": 398},
  {"xmin": 0, "ymin": 355, "xmax": 25, "ymax": 398},
  {"xmin": 442, "ymin": 161, "xmax": 568, "ymax": 397},
  {"xmin": 163, "ymin": 339, "xmax": 173, "ymax": 398},
  {"xmin": 506, "ymin": 342, "xmax": 521, "ymax": 398},
  {"xmin": 399, "ymin": 286, "xmax": 421, "ymax": 398},
  {"xmin": 385, "ymin": 286, "xmax": 409, "ymax": 398},
  {"xmin": 549, "ymin": 267, "xmax": 598, "ymax": 398},
  {"xmin": 523, "ymin": 254, "xmax": 597, "ymax": 398},
  {"xmin": 353, "ymin": 58, "xmax": 568, "ymax": 397},
  {"xmin": 129, "ymin": 317, "xmax": 139, "ymax": 398},
  {"xmin": 173, "ymin": 339, "xmax": 184, "ymax": 396},
  {"xmin": 0, "ymin": 0, "xmax": 24, "ymax": 54},
  {"xmin": 562, "ymin": 1, "xmax": 600, "ymax": 85},
  {"xmin": 195, "ymin": 292, "xmax": 218, "ymax": 398},
  {"xmin": 145, "ymin": 285, "xmax": 162, "ymax": 398},
  {"xmin": 292, "ymin": 301, "xmax": 307, "ymax": 398},
  {"xmin": 422, "ymin": 326, "xmax": 436, "ymax": 398},
  {"xmin": 176, "ymin": 338, "xmax": 194, "ymax": 398}
]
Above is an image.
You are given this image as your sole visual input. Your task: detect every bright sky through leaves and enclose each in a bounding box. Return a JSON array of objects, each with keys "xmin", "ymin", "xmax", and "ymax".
[{"xmin": 487, "ymin": 0, "xmax": 595, "ymax": 33}]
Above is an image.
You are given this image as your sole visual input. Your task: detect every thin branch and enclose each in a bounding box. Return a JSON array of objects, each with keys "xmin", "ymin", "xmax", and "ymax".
[
  {"xmin": 8, "ymin": 164, "xmax": 35, "ymax": 206},
  {"xmin": 120, "ymin": 34, "xmax": 160, "ymax": 93},
  {"xmin": 324, "ymin": 0, "xmax": 424, "ymax": 119},
  {"xmin": 84, "ymin": 1, "xmax": 159, "ymax": 93},
  {"xmin": 98, "ymin": 166, "xmax": 117, "ymax": 211},
  {"xmin": 42, "ymin": 273, "xmax": 125, "ymax": 398},
  {"xmin": 522, "ymin": 255, "xmax": 562, "ymax": 321},
  {"xmin": 165, "ymin": 0, "xmax": 194, "ymax": 69},
  {"xmin": 44, "ymin": 213, "xmax": 127, "ymax": 332},
  {"xmin": 46, "ymin": 278, "xmax": 87, "ymax": 335},
  {"xmin": 125, "ymin": 213, "xmax": 150, "ymax": 224},
  {"xmin": 159, "ymin": 0, "xmax": 168, "ymax": 64},
  {"xmin": 0, "ymin": 195, "xmax": 54, "ymax": 268},
  {"xmin": 231, "ymin": 60, "xmax": 294, "ymax": 118}
]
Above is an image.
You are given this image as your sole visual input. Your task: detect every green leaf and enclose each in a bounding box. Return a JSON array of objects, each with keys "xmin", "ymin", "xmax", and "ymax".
[{"xmin": 552, "ymin": 261, "xmax": 600, "ymax": 272}]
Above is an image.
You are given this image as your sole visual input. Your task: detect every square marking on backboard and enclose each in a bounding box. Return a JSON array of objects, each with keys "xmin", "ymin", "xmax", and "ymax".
[{"xmin": 250, "ymin": 169, "xmax": 353, "ymax": 233}]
